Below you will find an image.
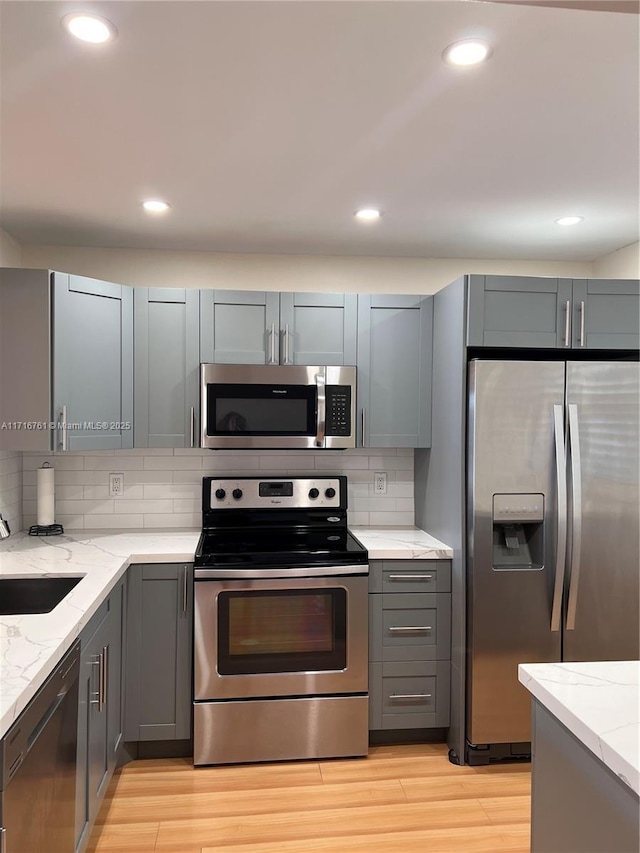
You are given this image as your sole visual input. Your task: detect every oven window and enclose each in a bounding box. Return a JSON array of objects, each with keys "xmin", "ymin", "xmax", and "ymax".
[
  {"xmin": 217, "ymin": 589, "xmax": 347, "ymax": 675},
  {"xmin": 207, "ymin": 384, "xmax": 316, "ymax": 436}
]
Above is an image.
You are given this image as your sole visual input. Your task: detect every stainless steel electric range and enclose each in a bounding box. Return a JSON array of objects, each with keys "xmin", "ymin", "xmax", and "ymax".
[{"xmin": 193, "ymin": 474, "xmax": 369, "ymax": 766}]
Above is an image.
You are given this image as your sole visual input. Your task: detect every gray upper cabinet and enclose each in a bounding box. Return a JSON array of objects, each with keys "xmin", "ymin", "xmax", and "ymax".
[
  {"xmin": 124, "ymin": 563, "xmax": 193, "ymax": 743},
  {"xmin": 571, "ymin": 279, "xmax": 639, "ymax": 349},
  {"xmin": 279, "ymin": 292, "xmax": 357, "ymax": 364},
  {"xmin": 467, "ymin": 274, "xmax": 639, "ymax": 350},
  {"xmin": 357, "ymin": 294, "xmax": 433, "ymax": 448},
  {"xmin": 199, "ymin": 289, "xmax": 357, "ymax": 365},
  {"xmin": 0, "ymin": 268, "xmax": 133, "ymax": 451},
  {"xmin": 134, "ymin": 288, "xmax": 200, "ymax": 448}
]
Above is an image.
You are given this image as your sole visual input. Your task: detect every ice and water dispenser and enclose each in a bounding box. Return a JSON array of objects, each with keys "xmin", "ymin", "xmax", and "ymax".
[{"xmin": 492, "ymin": 493, "xmax": 544, "ymax": 570}]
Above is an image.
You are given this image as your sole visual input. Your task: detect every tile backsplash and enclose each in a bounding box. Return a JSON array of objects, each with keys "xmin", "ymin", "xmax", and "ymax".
[
  {"xmin": 22, "ymin": 448, "xmax": 414, "ymax": 531},
  {"xmin": 0, "ymin": 450, "xmax": 23, "ymax": 533}
]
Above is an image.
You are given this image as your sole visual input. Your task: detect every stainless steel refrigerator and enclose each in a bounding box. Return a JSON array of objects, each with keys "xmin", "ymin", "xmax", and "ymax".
[{"xmin": 466, "ymin": 359, "xmax": 639, "ymax": 761}]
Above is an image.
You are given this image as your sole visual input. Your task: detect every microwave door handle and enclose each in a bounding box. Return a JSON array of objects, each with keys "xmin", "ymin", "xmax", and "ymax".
[{"xmin": 315, "ymin": 373, "xmax": 326, "ymax": 447}]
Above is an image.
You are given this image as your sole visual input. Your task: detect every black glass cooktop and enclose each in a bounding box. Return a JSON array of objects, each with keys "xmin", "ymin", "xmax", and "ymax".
[{"xmin": 195, "ymin": 528, "xmax": 367, "ymax": 569}]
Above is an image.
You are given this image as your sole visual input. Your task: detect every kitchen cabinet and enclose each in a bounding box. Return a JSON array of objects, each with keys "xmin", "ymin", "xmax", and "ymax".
[
  {"xmin": 0, "ymin": 268, "xmax": 133, "ymax": 452},
  {"xmin": 467, "ymin": 274, "xmax": 640, "ymax": 349},
  {"xmin": 134, "ymin": 288, "xmax": 200, "ymax": 448},
  {"xmin": 75, "ymin": 578, "xmax": 124, "ymax": 853},
  {"xmin": 199, "ymin": 289, "xmax": 357, "ymax": 365},
  {"xmin": 368, "ymin": 561, "xmax": 451, "ymax": 731},
  {"xmin": 124, "ymin": 563, "xmax": 193, "ymax": 742},
  {"xmin": 357, "ymin": 294, "xmax": 433, "ymax": 448}
]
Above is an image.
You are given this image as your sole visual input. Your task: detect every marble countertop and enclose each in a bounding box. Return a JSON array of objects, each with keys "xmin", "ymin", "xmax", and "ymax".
[
  {"xmin": 0, "ymin": 525, "xmax": 452, "ymax": 737},
  {"xmin": 519, "ymin": 661, "xmax": 640, "ymax": 796}
]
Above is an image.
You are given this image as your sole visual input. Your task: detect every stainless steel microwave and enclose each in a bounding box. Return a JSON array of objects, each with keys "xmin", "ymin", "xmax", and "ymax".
[{"xmin": 200, "ymin": 364, "xmax": 356, "ymax": 449}]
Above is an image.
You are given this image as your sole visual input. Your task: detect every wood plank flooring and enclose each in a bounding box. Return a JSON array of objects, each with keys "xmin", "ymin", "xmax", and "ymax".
[{"xmin": 87, "ymin": 744, "xmax": 531, "ymax": 853}]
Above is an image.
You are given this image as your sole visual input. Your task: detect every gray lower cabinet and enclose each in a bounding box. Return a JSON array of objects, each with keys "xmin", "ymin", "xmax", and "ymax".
[
  {"xmin": 0, "ymin": 268, "xmax": 134, "ymax": 452},
  {"xmin": 368, "ymin": 561, "xmax": 451, "ymax": 731},
  {"xmin": 75, "ymin": 578, "xmax": 125, "ymax": 853},
  {"xmin": 199, "ymin": 289, "xmax": 357, "ymax": 365},
  {"xmin": 357, "ymin": 295, "xmax": 433, "ymax": 448},
  {"xmin": 124, "ymin": 563, "xmax": 193, "ymax": 742},
  {"xmin": 530, "ymin": 700, "xmax": 639, "ymax": 853},
  {"xmin": 467, "ymin": 274, "xmax": 639, "ymax": 349},
  {"xmin": 134, "ymin": 288, "xmax": 200, "ymax": 448}
]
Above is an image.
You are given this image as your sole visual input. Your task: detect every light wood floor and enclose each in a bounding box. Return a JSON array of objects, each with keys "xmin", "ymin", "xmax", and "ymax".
[{"xmin": 87, "ymin": 743, "xmax": 531, "ymax": 853}]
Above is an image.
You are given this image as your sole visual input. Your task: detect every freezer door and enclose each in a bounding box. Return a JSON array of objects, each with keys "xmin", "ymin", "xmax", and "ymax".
[
  {"xmin": 564, "ymin": 362, "xmax": 640, "ymax": 662},
  {"xmin": 467, "ymin": 360, "xmax": 565, "ymax": 746}
]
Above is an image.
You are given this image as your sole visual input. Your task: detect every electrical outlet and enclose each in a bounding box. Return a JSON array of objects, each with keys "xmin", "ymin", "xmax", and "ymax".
[
  {"xmin": 374, "ymin": 472, "xmax": 387, "ymax": 494},
  {"xmin": 109, "ymin": 473, "xmax": 124, "ymax": 497}
]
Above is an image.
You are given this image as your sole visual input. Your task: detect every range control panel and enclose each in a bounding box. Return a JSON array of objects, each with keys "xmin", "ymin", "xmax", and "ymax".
[
  {"xmin": 207, "ymin": 477, "xmax": 343, "ymax": 510},
  {"xmin": 492, "ymin": 493, "xmax": 544, "ymax": 523}
]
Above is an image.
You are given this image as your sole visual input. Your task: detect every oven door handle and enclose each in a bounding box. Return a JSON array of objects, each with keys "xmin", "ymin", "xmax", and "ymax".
[
  {"xmin": 315, "ymin": 372, "xmax": 326, "ymax": 448},
  {"xmin": 194, "ymin": 564, "xmax": 369, "ymax": 580}
]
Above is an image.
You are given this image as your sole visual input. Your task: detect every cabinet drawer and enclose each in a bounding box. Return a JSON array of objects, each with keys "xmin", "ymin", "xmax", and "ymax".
[
  {"xmin": 369, "ymin": 593, "xmax": 451, "ymax": 662},
  {"xmin": 369, "ymin": 560, "xmax": 451, "ymax": 593},
  {"xmin": 369, "ymin": 661, "xmax": 450, "ymax": 730}
]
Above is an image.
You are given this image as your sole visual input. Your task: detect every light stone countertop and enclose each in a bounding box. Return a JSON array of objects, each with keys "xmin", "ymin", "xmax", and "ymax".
[
  {"xmin": 519, "ymin": 661, "xmax": 640, "ymax": 796},
  {"xmin": 0, "ymin": 526, "xmax": 452, "ymax": 737}
]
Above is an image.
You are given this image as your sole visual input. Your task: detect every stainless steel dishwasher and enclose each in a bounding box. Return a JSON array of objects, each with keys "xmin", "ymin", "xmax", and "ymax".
[{"xmin": 0, "ymin": 641, "xmax": 80, "ymax": 853}]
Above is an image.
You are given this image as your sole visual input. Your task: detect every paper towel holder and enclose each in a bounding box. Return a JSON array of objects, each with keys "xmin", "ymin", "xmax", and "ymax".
[{"xmin": 29, "ymin": 462, "xmax": 65, "ymax": 536}]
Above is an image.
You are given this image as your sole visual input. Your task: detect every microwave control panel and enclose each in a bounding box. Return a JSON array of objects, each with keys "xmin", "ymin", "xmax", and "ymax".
[{"xmin": 325, "ymin": 386, "xmax": 352, "ymax": 436}]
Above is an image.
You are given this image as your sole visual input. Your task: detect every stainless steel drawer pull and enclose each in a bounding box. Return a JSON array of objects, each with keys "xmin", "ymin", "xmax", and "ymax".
[
  {"xmin": 579, "ymin": 300, "xmax": 586, "ymax": 347},
  {"xmin": 388, "ymin": 625, "xmax": 431, "ymax": 633},
  {"xmin": 389, "ymin": 693, "xmax": 432, "ymax": 700},
  {"xmin": 388, "ymin": 574, "xmax": 433, "ymax": 580},
  {"xmin": 563, "ymin": 299, "xmax": 571, "ymax": 347},
  {"xmin": 101, "ymin": 645, "xmax": 109, "ymax": 709}
]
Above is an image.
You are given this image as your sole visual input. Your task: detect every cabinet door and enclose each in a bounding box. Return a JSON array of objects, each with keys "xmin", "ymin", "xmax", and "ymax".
[
  {"xmin": 279, "ymin": 292, "xmax": 357, "ymax": 365},
  {"xmin": 200, "ymin": 290, "xmax": 280, "ymax": 364},
  {"xmin": 572, "ymin": 279, "xmax": 640, "ymax": 349},
  {"xmin": 134, "ymin": 288, "xmax": 200, "ymax": 447},
  {"xmin": 467, "ymin": 275, "xmax": 572, "ymax": 348},
  {"xmin": 125, "ymin": 563, "xmax": 193, "ymax": 742},
  {"xmin": 357, "ymin": 295, "xmax": 432, "ymax": 448},
  {"xmin": 53, "ymin": 273, "xmax": 133, "ymax": 450}
]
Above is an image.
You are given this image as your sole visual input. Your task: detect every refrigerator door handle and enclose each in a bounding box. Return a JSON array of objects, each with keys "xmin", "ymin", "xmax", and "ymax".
[
  {"xmin": 566, "ymin": 403, "xmax": 582, "ymax": 631},
  {"xmin": 551, "ymin": 404, "xmax": 568, "ymax": 632}
]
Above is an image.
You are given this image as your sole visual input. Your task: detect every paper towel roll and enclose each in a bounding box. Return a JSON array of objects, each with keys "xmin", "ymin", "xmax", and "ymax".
[{"xmin": 37, "ymin": 465, "xmax": 55, "ymax": 526}]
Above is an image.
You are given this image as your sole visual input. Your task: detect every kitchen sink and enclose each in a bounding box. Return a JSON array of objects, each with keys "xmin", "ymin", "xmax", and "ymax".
[{"xmin": 0, "ymin": 577, "xmax": 83, "ymax": 615}]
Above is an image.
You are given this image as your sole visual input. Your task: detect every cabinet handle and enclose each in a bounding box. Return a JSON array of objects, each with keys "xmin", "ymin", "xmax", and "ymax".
[
  {"xmin": 90, "ymin": 655, "xmax": 102, "ymax": 709},
  {"xmin": 0, "ymin": 826, "xmax": 6, "ymax": 853},
  {"xmin": 283, "ymin": 323, "xmax": 292, "ymax": 364},
  {"xmin": 579, "ymin": 300, "xmax": 585, "ymax": 347},
  {"xmin": 60, "ymin": 405, "xmax": 68, "ymax": 451},
  {"xmin": 388, "ymin": 574, "xmax": 433, "ymax": 581},
  {"xmin": 268, "ymin": 323, "xmax": 277, "ymax": 364},
  {"xmin": 183, "ymin": 565, "xmax": 189, "ymax": 613},
  {"xmin": 101, "ymin": 645, "xmax": 109, "ymax": 710},
  {"xmin": 189, "ymin": 407, "xmax": 195, "ymax": 448},
  {"xmin": 361, "ymin": 408, "xmax": 366, "ymax": 447},
  {"xmin": 563, "ymin": 299, "xmax": 571, "ymax": 347},
  {"xmin": 389, "ymin": 693, "xmax": 432, "ymax": 700},
  {"xmin": 388, "ymin": 625, "xmax": 431, "ymax": 633}
]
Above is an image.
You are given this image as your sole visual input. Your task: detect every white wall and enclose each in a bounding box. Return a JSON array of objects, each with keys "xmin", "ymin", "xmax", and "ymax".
[
  {"xmin": 21, "ymin": 244, "xmax": 593, "ymax": 295},
  {"xmin": 0, "ymin": 451, "xmax": 22, "ymax": 533},
  {"xmin": 0, "ymin": 228, "xmax": 21, "ymax": 267},
  {"xmin": 592, "ymin": 241, "xmax": 640, "ymax": 279},
  {"xmin": 23, "ymin": 448, "xmax": 414, "ymax": 531}
]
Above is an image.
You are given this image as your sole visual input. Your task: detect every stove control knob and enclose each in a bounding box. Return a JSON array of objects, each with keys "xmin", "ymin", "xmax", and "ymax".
[
  {"xmin": 232, "ymin": 488, "xmax": 243, "ymax": 500},
  {"xmin": 214, "ymin": 488, "xmax": 226, "ymax": 500},
  {"xmin": 325, "ymin": 487, "xmax": 336, "ymax": 499},
  {"xmin": 308, "ymin": 488, "xmax": 319, "ymax": 499}
]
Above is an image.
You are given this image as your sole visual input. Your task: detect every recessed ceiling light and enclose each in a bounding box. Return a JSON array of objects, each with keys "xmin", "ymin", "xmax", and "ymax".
[
  {"xmin": 142, "ymin": 200, "xmax": 171, "ymax": 213},
  {"xmin": 355, "ymin": 208, "xmax": 381, "ymax": 222},
  {"xmin": 62, "ymin": 13, "xmax": 116, "ymax": 44},
  {"xmin": 443, "ymin": 39, "xmax": 491, "ymax": 67},
  {"xmin": 555, "ymin": 216, "xmax": 584, "ymax": 226}
]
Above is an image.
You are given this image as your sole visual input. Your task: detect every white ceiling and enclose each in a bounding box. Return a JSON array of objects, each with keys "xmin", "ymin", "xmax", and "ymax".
[{"xmin": 0, "ymin": 0, "xmax": 638, "ymax": 261}]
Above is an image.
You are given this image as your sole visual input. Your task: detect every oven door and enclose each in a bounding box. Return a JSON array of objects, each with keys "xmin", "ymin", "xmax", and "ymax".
[{"xmin": 194, "ymin": 575, "xmax": 368, "ymax": 700}]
